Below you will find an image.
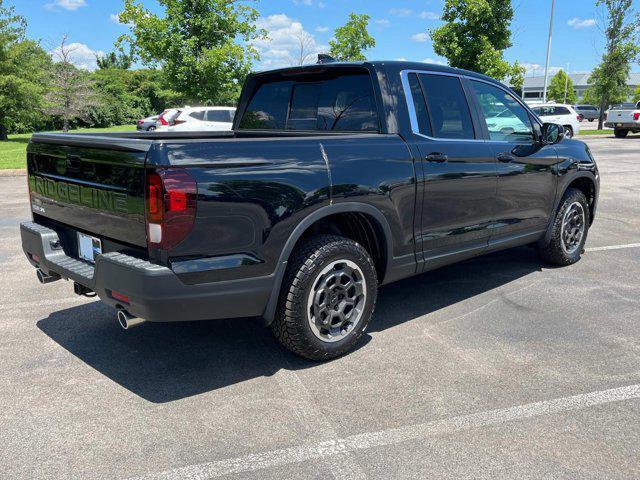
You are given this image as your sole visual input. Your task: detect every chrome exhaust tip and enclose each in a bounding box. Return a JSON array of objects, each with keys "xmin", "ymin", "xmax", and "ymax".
[
  {"xmin": 36, "ymin": 268, "xmax": 60, "ymax": 284},
  {"xmin": 117, "ymin": 309, "xmax": 145, "ymax": 330}
]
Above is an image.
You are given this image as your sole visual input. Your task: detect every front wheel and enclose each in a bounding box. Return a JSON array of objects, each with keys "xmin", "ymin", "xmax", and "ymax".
[
  {"xmin": 272, "ymin": 235, "xmax": 378, "ymax": 361},
  {"xmin": 538, "ymin": 188, "xmax": 590, "ymax": 266},
  {"xmin": 614, "ymin": 129, "xmax": 628, "ymax": 138}
]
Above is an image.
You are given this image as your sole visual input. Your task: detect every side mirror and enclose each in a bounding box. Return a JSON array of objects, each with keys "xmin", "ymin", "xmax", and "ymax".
[{"xmin": 540, "ymin": 123, "xmax": 565, "ymax": 145}]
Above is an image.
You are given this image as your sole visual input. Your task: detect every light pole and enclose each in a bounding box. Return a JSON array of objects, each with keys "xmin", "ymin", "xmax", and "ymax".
[
  {"xmin": 542, "ymin": 0, "xmax": 555, "ymax": 103},
  {"xmin": 564, "ymin": 63, "xmax": 570, "ymax": 103}
]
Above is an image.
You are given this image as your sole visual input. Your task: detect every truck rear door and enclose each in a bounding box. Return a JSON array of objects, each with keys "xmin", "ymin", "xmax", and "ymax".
[{"xmin": 27, "ymin": 134, "xmax": 152, "ymax": 249}]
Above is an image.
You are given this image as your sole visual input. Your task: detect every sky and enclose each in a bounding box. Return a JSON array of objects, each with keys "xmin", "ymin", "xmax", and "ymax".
[{"xmin": 7, "ymin": 0, "xmax": 640, "ymax": 75}]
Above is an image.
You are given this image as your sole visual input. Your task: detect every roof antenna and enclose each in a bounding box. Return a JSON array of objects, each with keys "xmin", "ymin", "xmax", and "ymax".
[{"xmin": 317, "ymin": 54, "xmax": 336, "ymax": 64}]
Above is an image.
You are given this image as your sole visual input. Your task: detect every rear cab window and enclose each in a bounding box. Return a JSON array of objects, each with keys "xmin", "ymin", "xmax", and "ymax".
[
  {"xmin": 417, "ymin": 74, "xmax": 475, "ymax": 139},
  {"xmin": 239, "ymin": 68, "xmax": 379, "ymax": 132}
]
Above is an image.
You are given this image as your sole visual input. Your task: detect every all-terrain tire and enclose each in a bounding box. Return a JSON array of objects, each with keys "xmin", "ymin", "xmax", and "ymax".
[
  {"xmin": 539, "ymin": 188, "xmax": 590, "ymax": 266},
  {"xmin": 271, "ymin": 235, "xmax": 378, "ymax": 361}
]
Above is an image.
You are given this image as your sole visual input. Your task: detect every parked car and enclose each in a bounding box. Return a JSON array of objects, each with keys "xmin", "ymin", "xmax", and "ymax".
[
  {"xmin": 604, "ymin": 101, "xmax": 640, "ymax": 137},
  {"xmin": 20, "ymin": 60, "xmax": 599, "ymax": 360},
  {"xmin": 156, "ymin": 106, "xmax": 236, "ymax": 132},
  {"xmin": 574, "ymin": 105, "xmax": 600, "ymax": 122},
  {"xmin": 136, "ymin": 115, "xmax": 159, "ymax": 131},
  {"xmin": 156, "ymin": 108, "xmax": 181, "ymax": 128},
  {"xmin": 530, "ymin": 104, "xmax": 581, "ymax": 138}
]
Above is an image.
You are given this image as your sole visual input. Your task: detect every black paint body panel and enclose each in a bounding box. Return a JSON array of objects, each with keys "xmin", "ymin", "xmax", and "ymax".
[{"xmin": 22, "ymin": 61, "xmax": 599, "ymax": 324}]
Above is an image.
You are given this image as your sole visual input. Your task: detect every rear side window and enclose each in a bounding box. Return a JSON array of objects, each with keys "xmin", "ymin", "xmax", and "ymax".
[
  {"xmin": 206, "ymin": 110, "xmax": 233, "ymax": 122},
  {"xmin": 189, "ymin": 111, "xmax": 205, "ymax": 121},
  {"xmin": 239, "ymin": 71, "xmax": 379, "ymax": 132},
  {"xmin": 407, "ymin": 73, "xmax": 432, "ymax": 136},
  {"xmin": 554, "ymin": 107, "xmax": 571, "ymax": 115},
  {"xmin": 418, "ymin": 74, "xmax": 475, "ymax": 139}
]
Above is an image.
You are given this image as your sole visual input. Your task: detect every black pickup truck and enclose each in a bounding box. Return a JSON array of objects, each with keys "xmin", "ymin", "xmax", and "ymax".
[{"xmin": 21, "ymin": 60, "xmax": 599, "ymax": 360}]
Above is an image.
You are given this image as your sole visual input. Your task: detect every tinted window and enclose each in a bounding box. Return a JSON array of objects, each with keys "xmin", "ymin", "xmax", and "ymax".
[
  {"xmin": 419, "ymin": 74, "xmax": 475, "ymax": 139},
  {"xmin": 288, "ymin": 83, "xmax": 320, "ymax": 130},
  {"xmin": 554, "ymin": 106, "xmax": 571, "ymax": 115},
  {"xmin": 206, "ymin": 110, "xmax": 233, "ymax": 122},
  {"xmin": 239, "ymin": 71, "xmax": 378, "ymax": 131},
  {"xmin": 240, "ymin": 82, "xmax": 291, "ymax": 129},
  {"xmin": 471, "ymin": 81, "xmax": 534, "ymax": 142},
  {"xmin": 189, "ymin": 111, "xmax": 205, "ymax": 121},
  {"xmin": 316, "ymin": 74, "xmax": 378, "ymax": 131},
  {"xmin": 407, "ymin": 73, "xmax": 432, "ymax": 136}
]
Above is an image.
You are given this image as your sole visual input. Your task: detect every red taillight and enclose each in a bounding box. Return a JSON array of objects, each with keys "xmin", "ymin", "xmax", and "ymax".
[
  {"xmin": 577, "ymin": 115, "xmax": 582, "ymax": 121},
  {"xmin": 634, "ymin": 112, "xmax": 640, "ymax": 121},
  {"xmin": 110, "ymin": 290, "xmax": 130, "ymax": 304},
  {"xmin": 145, "ymin": 169, "xmax": 197, "ymax": 251},
  {"xmin": 137, "ymin": 120, "xmax": 144, "ymax": 125}
]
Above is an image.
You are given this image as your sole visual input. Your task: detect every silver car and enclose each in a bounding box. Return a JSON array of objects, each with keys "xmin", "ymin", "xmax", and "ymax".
[{"xmin": 136, "ymin": 115, "xmax": 159, "ymax": 131}]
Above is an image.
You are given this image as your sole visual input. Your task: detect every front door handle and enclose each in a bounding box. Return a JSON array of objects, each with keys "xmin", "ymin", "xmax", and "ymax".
[
  {"xmin": 497, "ymin": 153, "xmax": 515, "ymax": 163},
  {"xmin": 426, "ymin": 152, "xmax": 448, "ymax": 163}
]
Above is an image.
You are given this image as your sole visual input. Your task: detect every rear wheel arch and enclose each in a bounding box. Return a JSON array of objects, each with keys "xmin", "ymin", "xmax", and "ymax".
[{"xmin": 262, "ymin": 203, "xmax": 394, "ymax": 325}]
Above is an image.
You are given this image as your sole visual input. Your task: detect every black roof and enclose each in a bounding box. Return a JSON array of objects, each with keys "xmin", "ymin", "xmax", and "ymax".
[{"xmin": 251, "ymin": 59, "xmax": 502, "ymax": 86}]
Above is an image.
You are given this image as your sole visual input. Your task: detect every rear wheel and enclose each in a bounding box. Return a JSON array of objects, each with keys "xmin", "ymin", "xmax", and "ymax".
[
  {"xmin": 563, "ymin": 126, "xmax": 573, "ymax": 138},
  {"xmin": 614, "ymin": 129, "xmax": 628, "ymax": 138},
  {"xmin": 272, "ymin": 235, "xmax": 378, "ymax": 361},
  {"xmin": 147, "ymin": 125, "xmax": 156, "ymax": 131},
  {"xmin": 539, "ymin": 188, "xmax": 590, "ymax": 266}
]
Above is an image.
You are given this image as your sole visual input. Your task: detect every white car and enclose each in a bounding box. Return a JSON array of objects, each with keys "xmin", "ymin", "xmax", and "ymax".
[
  {"xmin": 156, "ymin": 106, "xmax": 236, "ymax": 132},
  {"xmin": 530, "ymin": 104, "xmax": 581, "ymax": 138}
]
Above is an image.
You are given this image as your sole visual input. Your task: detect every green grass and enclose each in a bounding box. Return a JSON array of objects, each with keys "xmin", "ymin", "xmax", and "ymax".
[
  {"xmin": 0, "ymin": 125, "xmax": 137, "ymax": 170},
  {"xmin": 577, "ymin": 129, "xmax": 614, "ymax": 136}
]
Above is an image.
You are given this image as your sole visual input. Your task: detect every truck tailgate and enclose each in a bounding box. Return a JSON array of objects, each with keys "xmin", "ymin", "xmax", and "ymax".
[{"xmin": 27, "ymin": 134, "xmax": 151, "ymax": 248}]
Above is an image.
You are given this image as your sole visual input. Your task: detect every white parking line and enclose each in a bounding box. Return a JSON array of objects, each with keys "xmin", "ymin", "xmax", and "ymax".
[
  {"xmin": 587, "ymin": 243, "xmax": 640, "ymax": 252},
  {"xmin": 128, "ymin": 383, "xmax": 640, "ymax": 480}
]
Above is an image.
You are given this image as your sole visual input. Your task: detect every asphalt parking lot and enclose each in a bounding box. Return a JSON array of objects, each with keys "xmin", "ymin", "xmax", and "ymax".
[{"xmin": 0, "ymin": 135, "xmax": 639, "ymax": 479}]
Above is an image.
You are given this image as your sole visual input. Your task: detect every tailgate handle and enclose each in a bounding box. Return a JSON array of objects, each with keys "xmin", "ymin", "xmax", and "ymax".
[{"xmin": 66, "ymin": 155, "xmax": 82, "ymax": 172}]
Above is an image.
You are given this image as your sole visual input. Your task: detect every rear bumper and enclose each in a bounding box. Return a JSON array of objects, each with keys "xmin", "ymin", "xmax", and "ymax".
[
  {"xmin": 20, "ymin": 221, "xmax": 273, "ymax": 322},
  {"xmin": 604, "ymin": 122, "xmax": 640, "ymax": 130}
]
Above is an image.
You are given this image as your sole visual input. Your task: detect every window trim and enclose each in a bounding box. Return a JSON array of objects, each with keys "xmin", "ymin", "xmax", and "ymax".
[{"xmin": 400, "ymin": 69, "xmax": 542, "ymax": 144}]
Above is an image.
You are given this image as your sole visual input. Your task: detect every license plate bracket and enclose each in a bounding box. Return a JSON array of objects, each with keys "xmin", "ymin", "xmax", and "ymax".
[{"xmin": 78, "ymin": 232, "xmax": 102, "ymax": 263}]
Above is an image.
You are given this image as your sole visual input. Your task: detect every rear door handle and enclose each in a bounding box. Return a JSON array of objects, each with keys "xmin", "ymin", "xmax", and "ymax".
[
  {"xmin": 425, "ymin": 152, "xmax": 448, "ymax": 163},
  {"xmin": 497, "ymin": 153, "xmax": 515, "ymax": 163}
]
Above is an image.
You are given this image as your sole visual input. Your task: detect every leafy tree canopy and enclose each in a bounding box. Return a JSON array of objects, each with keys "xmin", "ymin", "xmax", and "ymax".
[
  {"xmin": 118, "ymin": 0, "xmax": 263, "ymax": 105},
  {"xmin": 329, "ymin": 13, "xmax": 375, "ymax": 62},
  {"xmin": 547, "ymin": 70, "xmax": 577, "ymax": 104},
  {"xmin": 0, "ymin": 1, "xmax": 50, "ymax": 140},
  {"xmin": 96, "ymin": 50, "xmax": 133, "ymax": 70},
  {"xmin": 430, "ymin": 0, "xmax": 520, "ymax": 81},
  {"xmin": 590, "ymin": 0, "xmax": 639, "ymax": 127}
]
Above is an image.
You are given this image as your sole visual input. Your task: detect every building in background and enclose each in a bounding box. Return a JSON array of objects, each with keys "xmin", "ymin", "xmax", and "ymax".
[{"xmin": 520, "ymin": 73, "xmax": 640, "ymax": 103}]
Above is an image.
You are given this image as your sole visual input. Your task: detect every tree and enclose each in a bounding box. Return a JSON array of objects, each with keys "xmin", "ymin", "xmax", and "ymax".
[
  {"xmin": 590, "ymin": 0, "xmax": 639, "ymax": 128},
  {"xmin": 329, "ymin": 13, "xmax": 375, "ymax": 61},
  {"xmin": 118, "ymin": 0, "xmax": 263, "ymax": 105},
  {"xmin": 45, "ymin": 36, "xmax": 99, "ymax": 132},
  {"xmin": 291, "ymin": 30, "xmax": 314, "ymax": 66},
  {"xmin": 0, "ymin": 1, "xmax": 50, "ymax": 140},
  {"xmin": 96, "ymin": 50, "xmax": 133, "ymax": 70},
  {"xmin": 430, "ymin": 0, "xmax": 520, "ymax": 81},
  {"xmin": 508, "ymin": 60, "xmax": 525, "ymax": 97},
  {"xmin": 633, "ymin": 85, "xmax": 640, "ymax": 103},
  {"xmin": 547, "ymin": 70, "xmax": 577, "ymax": 104}
]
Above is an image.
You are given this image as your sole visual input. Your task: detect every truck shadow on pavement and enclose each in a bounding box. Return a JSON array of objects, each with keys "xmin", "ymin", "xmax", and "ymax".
[{"xmin": 37, "ymin": 246, "xmax": 543, "ymax": 403}]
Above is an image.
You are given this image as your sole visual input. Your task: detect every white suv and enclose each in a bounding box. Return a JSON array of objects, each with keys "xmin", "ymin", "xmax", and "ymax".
[
  {"xmin": 157, "ymin": 106, "xmax": 236, "ymax": 132},
  {"xmin": 530, "ymin": 104, "xmax": 581, "ymax": 138}
]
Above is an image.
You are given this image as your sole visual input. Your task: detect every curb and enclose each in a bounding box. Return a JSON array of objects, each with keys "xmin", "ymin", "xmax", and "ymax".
[{"xmin": 0, "ymin": 169, "xmax": 27, "ymax": 177}]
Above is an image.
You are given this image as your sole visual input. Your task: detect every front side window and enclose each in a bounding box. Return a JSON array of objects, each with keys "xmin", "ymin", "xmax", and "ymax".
[
  {"xmin": 419, "ymin": 74, "xmax": 475, "ymax": 139},
  {"xmin": 239, "ymin": 71, "xmax": 378, "ymax": 132},
  {"xmin": 471, "ymin": 81, "xmax": 534, "ymax": 142}
]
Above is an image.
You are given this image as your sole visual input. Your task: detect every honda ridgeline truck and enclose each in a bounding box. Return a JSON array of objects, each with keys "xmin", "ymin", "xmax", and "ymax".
[{"xmin": 21, "ymin": 60, "xmax": 599, "ymax": 360}]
